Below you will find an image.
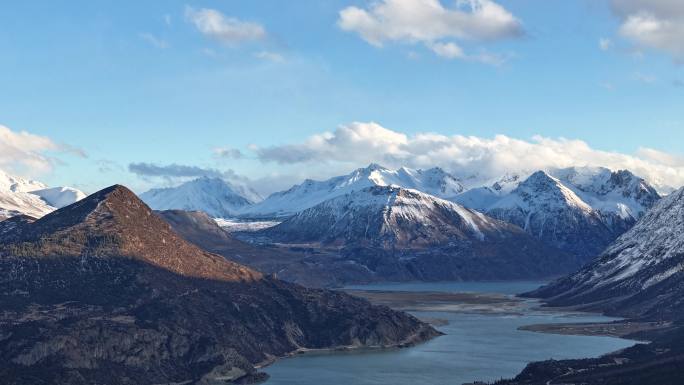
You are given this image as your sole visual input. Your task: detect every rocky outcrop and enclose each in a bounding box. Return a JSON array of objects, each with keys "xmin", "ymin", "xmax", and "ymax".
[{"xmin": 0, "ymin": 185, "xmax": 439, "ymax": 384}]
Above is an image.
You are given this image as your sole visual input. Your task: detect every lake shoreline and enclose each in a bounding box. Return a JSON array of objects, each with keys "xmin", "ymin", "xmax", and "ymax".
[
  {"xmin": 345, "ymin": 288, "xmax": 656, "ymax": 341},
  {"xmin": 263, "ymin": 282, "xmax": 638, "ymax": 385}
]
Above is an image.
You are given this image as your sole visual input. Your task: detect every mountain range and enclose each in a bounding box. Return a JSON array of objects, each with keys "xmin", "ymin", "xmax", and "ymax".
[
  {"xmin": 241, "ymin": 163, "xmax": 464, "ymax": 218},
  {"xmin": 454, "ymin": 167, "xmax": 660, "ymax": 258},
  {"xmin": 2, "ymin": 164, "xmax": 682, "ymax": 384},
  {"xmin": 0, "ymin": 169, "xmax": 85, "ymax": 220},
  {"xmin": 2, "ymin": 163, "xmax": 663, "ymax": 285},
  {"xmin": 138, "ymin": 164, "xmax": 660, "ymax": 260},
  {"xmin": 242, "ymin": 185, "xmax": 578, "ymax": 283},
  {"xmin": 0, "ymin": 184, "xmax": 437, "ymax": 384}
]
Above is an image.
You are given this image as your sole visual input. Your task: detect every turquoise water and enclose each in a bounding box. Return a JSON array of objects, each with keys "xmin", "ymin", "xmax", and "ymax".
[{"xmin": 263, "ymin": 281, "xmax": 638, "ymax": 385}]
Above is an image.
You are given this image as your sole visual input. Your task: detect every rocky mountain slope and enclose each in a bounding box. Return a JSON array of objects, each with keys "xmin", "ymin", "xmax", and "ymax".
[
  {"xmin": 158, "ymin": 210, "xmax": 374, "ymax": 287},
  {"xmin": 0, "ymin": 169, "xmax": 85, "ymax": 219},
  {"xmin": 242, "ymin": 163, "xmax": 464, "ymax": 218},
  {"xmin": 494, "ymin": 325, "xmax": 684, "ymax": 385},
  {"xmin": 454, "ymin": 168, "xmax": 660, "ymax": 259},
  {"xmin": 250, "ymin": 185, "xmax": 578, "ymax": 282},
  {"xmin": 0, "ymin": 185, "xmax": 438, "ymax": 384},
  {"xmin": 492, "ymin": 186, "xmax": 684, "ymax": 385},
  {"xmin": 527, "ymin": 186, "xmax": 684, "ymax": 320},
  {"xmin": 139, "ymin": 176, "xmax": 262, "ymax": 218}
]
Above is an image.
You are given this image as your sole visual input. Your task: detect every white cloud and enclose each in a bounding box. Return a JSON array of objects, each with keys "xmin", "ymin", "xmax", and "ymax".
[
  {"xmin": 213, "ymin": 147, "xmax": 244, "ymax": 159},
  {"xmin": 185, "ymin": 7, "xmax": 266, "ymax": 45},
  {"xmin": 338, "ymin": 0, "xmax": 522, "ymax": 62},
  {"xmin": 255, "ymin": 51, "xmax": 285, "ymax": 63},
  {"xmin": 254, "ymin": 121, "xmax": 684, "ymax": 192},
  {"xmin": 428, "ymin": 40, "xmax": 510, "ymax": 65},
  {"xmin": 139, "ymin": 33, "xmax": 169, "ymax": 49},
  {"xmin": 611, "ymin": 0, "xmax": 684, "ymax": 61},
  {"xmin": 0, "ymin": 125, "xmax": 80, "ymax": 175},
  {"xmin": 599, "ymin": 37, "xmax": 613, "ymax": 51},
  {"xmin": 428, "ymin": 41, "xmax": 465, "ymax": 58}
]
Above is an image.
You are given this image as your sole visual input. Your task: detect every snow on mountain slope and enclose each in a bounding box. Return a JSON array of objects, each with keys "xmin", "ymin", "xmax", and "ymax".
[
  {"xmin": 29, "ymin": 186, "xmax": 87, "ymax": 208},
  {"xmin": 484, "ymin": 171, "xmax": 615, "ymax": 259},
  {"xmin": 0, "ymin": 169, "xmax": 48, "ymax": 192},
  {"xmin": 243, "ymin": 163, "xmax": 464, "ymax": 218},
  {"xmin": 0, "ymin": 190, "xmax": 54, "ymax": 219},
  {"xmin": 140, "ymin": 177, "xmax": 261, "ymax": 218},
  {"xmin": 0, "ymin": 169, "xmax": 85, "ymax": 220},
  {"xmin": 549, "ymin": 167, "xmax": 660, "ymax": 224},
  {"xmin": 453, "ymin": 173, "xmax": 524, "ymax": 211},
  {"xmin": 254, "ymin": 185, "xmax": 579, "ymax": 281},
  {"xmin": 262, "ymin": 185, "xmax": 492, "ymax": 246},
  {"xmin": 530, "ymin": 186, "xmax": 684, "ymax": 319},
  {"xmin": 451, "ymin": 167, "xmax": 661, "ymax": 258}
]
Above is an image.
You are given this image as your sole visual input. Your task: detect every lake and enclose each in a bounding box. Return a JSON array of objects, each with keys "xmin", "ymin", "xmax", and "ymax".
[{"xmin": 263, "ymin": 281, "xmax": 638, "ymax": 385}]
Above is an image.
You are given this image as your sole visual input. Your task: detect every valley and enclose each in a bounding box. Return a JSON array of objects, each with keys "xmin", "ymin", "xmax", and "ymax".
[
  {"xmin": 1, "ymin": 164, "xmax": 682, "ymax": 384},
  {"xmin": 4, "ymin": 4, "xmax": 683, "ymax": 383}
]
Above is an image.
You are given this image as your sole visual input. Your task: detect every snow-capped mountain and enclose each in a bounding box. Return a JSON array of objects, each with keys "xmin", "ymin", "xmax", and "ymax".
[
  {"xmin": 139, "ymin": 177, "xmax": 262, "ymax": 218},
  {"xmin": 255, "ymin": 185, "xmax": 578, "ymax": 281},
  {"xmin": 243, "ymin": 163, "xmax": 464, "ymax": 218},
  {"xmin": 262, "ymin": 185, "xmax": 496, "ymax": 246},
  {"xmin": 484, "ymin": 171, "xmax": 617, "ymax": 259},
  {"xmin": 452, "ymin": 173, "xmax": 524, "ymax": 211},
  {"xmin": 0, "ymin": 169, "xmax": 47, "ymax": 192},
  {"xmin": 0, "ymin": 169, "xmax": 85, "ymax": 220},
  {"xmin": 452, "ymin": 167, "xmax": 660, "ymax": 259},
  {"xmin": 530, "ymin": 186, "xmax": 684, "ymax": 320},
  {"xmin": 30, "ymin": 186, "xmax": 87, "ymax": 209},
  {"xmin": 550, "ymin": 167, "xmax": 660, "ymax": 232}
]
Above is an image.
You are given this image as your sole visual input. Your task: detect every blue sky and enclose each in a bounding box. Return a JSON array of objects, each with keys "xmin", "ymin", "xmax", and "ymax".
[{"xmin": 0, "ymin": 0, "xmax": 682, "ymax": 194}]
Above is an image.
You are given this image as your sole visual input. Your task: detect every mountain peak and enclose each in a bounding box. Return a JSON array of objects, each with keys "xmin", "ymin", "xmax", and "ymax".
[
  {"xmin": 515, "ymin": 171, "xmax": 593, "ymax": 210},
  {"xmin": 521, "ymin": 170, "xmax": 558, "ymax": 187},
  {"xmin": 244, "ymin": 165, "xmax": 464, "ymax": 218},
  {"xmin": 1, "ymin": 184, "xmax": 262, "ymax": 282},
  {"xmin": 262, "ymin": 185, "xmax": 509, "ymax": 247},
  {"xmin": 140, "ymin": 177, "xmax": 260, "ymax": 218},
  {"xmin": 364, "ymin": 162, "xmax": 387, "ymax": 171}
]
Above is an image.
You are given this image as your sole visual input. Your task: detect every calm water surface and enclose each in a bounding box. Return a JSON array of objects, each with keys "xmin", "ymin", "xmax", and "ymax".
[{"xmin": 263, "ymin": 281, "xmax": 638, "ymax": 385}]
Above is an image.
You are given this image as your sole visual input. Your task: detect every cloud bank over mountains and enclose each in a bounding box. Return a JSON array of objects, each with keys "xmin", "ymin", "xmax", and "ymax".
[
  {"xmin": 253, "ymin": 121, "xmax": 684, "ymax": 193},
  {"xmin": 4, "ymin": 122, "xmax": 684, "ymax": 196}
]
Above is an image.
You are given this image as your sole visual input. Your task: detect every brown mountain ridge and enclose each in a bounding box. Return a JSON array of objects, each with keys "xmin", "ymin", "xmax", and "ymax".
[{"xmin": 0, "ymin": 185, "xmax": 438, "ymax": 385}]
